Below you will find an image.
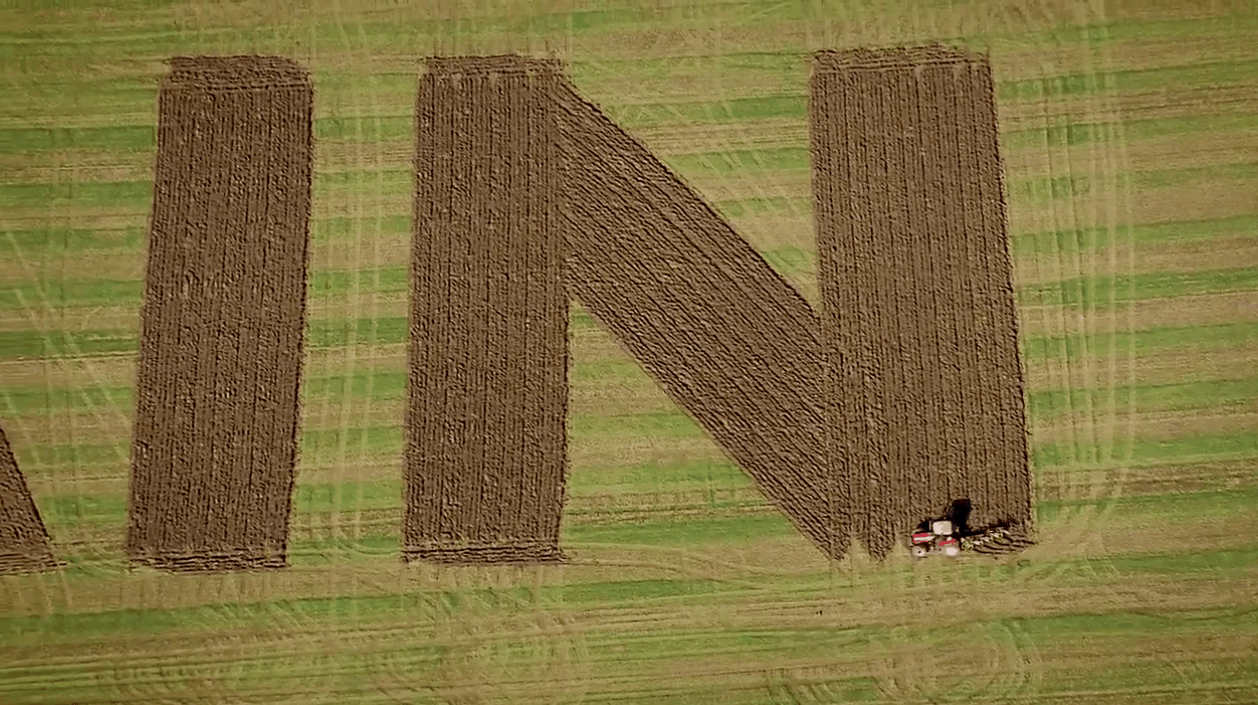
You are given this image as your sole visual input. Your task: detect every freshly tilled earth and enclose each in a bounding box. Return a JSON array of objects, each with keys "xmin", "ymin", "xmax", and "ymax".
[
  {"xmin": 404, "ymin": 56, "xmax": 568, "ymax": 564},
  {"xmin": 126, "ymin": 55, "xmax": 313, "ymax": 572},
  {"xmin": 810, "ymin": 46, "xmax": 1032, "ymax": 558},
  {"xmin": 115, "ymin": 50, "xmax": 1030, "ymax": 568},
  {"xmin": 0, "ymin": 424, "xmax": 56, "ymax": 573}
]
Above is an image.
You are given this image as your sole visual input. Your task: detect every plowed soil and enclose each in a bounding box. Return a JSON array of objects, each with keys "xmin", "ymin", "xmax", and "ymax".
[
  {"xmin": 126, "ymin": 56, "xmax": 313, "ymax": 572},
  {"xmin": 810, "ymin": 46, "xmax": 1032, "ymax": 558},
  {"xmin": 553, "ymin": 81, "xmax": 843, "ymax": 560},
  {"xmin": 0, "ymin": 424, "xmax": 56, "ymax": 572},
  {"xmin": 404, "ymin": 56, "xmax": 568, "ymax": 564}
]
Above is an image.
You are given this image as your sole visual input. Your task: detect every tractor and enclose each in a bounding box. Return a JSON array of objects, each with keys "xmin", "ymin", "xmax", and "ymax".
[
  {"xmin": 909, "ymin": 499, "xmax": 1034, "ymax": 558},
  {"xmin": 910, "ymin": 518, "xmax": 961, "ymax": 558}
]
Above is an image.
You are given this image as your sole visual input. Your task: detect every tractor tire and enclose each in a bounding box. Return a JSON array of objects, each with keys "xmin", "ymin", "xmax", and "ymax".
[{"xmin": 911, "ymin": 545, "xmax": 929, "ymax": 558}]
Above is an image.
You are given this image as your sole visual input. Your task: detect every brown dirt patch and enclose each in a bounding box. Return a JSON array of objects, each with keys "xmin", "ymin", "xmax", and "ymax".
[
  {"xmin": 553, "ymin": 78, "xmax": 840, "ymax": 559},
  {"xmin": 0, "ymin": 423, "xmax": 57, "ymax": 572},
  {"xmin": 125, "ymin": 56, "xmax": 313, "ymax": 572},
  {"xmin": 811, "ymin": 46, "xmax": 1033, "ymax": 558},
  {"xmin": 403, "ymin": 56, "xmax": 568, "ymax": 565}
]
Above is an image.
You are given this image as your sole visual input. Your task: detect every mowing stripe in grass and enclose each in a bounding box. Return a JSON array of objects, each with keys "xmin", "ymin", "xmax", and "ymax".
[
  {"xmin": 34, "ymin": 464, "xmax": 766, "ymax": 529},
  {"xmin": 569, "ymin": 411, "xmax": 707, "ymax": 444},
  {"xmin": 0, "ymin": 125, "xmax": 156, "ymax": 154},
  {"xmin": 4, "ymin": 386, "xmax": 137, "ymax": 417},
  {"xmin": 0, "ymin": 278, "xmax": 143, "ymax": 310},
  {"xmin": 298, "ymin": 426, "xmax": 403, "ymax": 465},
  {"xmin": 9, "ymin": 440, "xmax": 128, "ymax": 469},
  {"xmin": 661, "ymin": 145, "xmax": 810, "ymax": 176},
  {"xmin": 300, "ymin": 370, "xmax": 408, "ymax": 403},
  {"xmin": 1002, "ymin": 112, "xmax": 1258, "ymax": 152},
  {"xmin": 1010, "ymin": 213, "xmax": 1258, "ymax": 258},
  {"xmin": 1022, "ymin": 321, "xmax": 1258, "ymax": 363},
  {"xmin": 1027, "ymin": 378, "xmax": 1258, "ymax": 422},
  {"xmin": 0, "ymin": 181, "xmax": 152, "ymax": 208},
  {"xmin": 30, "ymin": 433, "xmax": 1258, "ymax": 533},
  {"xmin": 1031, "ymin": 429, "xmax": 1258, "ymax": 470},
  {"xmin": 19, "ymin": 401, "xmax": 1257, "ymax": 483},
  {"xmin": 42, "ymin": 492, "xmax": 128, "ymax": 526},
  {"xmin": 1016, "ymin": 267, "xmax": 1258, "ymax": 308},
  {"xmin": 0, "ymin": 328, "xmax": 137, "ymax": 359},
  {"xmin": 1, "ymin": 225, "xmax": 148, "ymax": 255},
  {"xmin": 1091, "ymin": 546, "xmax": 1258, "ymax": 579},
  {"xmin": 566, "ymin": 510, "xmax": 798, "ymax": 546},
  {"xmin": 566, "ymin": 458, "xmax": 751, "ymax": 491},
  {"xmin": 11, "ymin": 374, "xmax": 1258, "ymax": 472},
  {"xmin": 36, "ymin": 478, "xmax": 408, "ymax": 527},
  {"xmin": 312, "ymin": 214, "xmax": 411, "ymax": 242},
  {"xmin": 711, "ymin": 196, "xmax": 806, "ymax": 219},
  {"xmin": 997, "ymin": 56, "xmax": 1258, "ymax": 102},
  {"xmin": 5, "ymin": 158, "xmax": 1249, "ymax": 241},
  {"xmin": 0, "ymin": 592, "xmax": 442, "ymax": 640},
  {"xmin": 1132, "ymin": 161, "xmax": 1258, "ymax": 189}
]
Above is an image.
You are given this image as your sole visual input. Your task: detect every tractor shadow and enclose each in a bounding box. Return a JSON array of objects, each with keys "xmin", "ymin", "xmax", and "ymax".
[{"xmin": 913, "ymin": 497, "xmax": 973, "ymax": 535}]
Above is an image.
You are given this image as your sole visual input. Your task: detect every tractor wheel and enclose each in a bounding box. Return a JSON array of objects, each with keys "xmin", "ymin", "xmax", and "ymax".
[{"xmin": 911, "ymin": 545, "xmax": 929, "ymax": 558}]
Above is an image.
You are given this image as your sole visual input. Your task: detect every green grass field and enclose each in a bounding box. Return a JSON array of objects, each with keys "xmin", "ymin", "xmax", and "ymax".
[{"xmin": 2, "ymin": 0, "xmax": 1257, "ymax": 702}]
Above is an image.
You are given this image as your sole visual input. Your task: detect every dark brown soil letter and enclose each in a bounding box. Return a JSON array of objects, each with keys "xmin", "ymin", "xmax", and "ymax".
[
  {"xmin": 810, "ymin": 46, "xmax": 1031, "ymax": 558},
  {"xmin": 554, "ymin": 80, "xmax": 844, "ymax": 560},
  {"xmin": 0, "ymin": 424, "xmax": 57, "ymax": 572},
  {"xmin": 405, "ymin": 56, "xmax": 568, "ymax": 564},
  {"xmin": 126, "ymin": 56, "xmax": 312, "ymax": 572}
]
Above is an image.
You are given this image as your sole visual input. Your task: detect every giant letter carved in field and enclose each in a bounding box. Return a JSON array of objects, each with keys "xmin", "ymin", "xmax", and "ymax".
[
  {"xmin": 406, "ymin": 56, "xmax": 842, "ymax": 563},
  {"xmin": 126, "ymin": 56, "xmax": 313, "ymax": 571}
]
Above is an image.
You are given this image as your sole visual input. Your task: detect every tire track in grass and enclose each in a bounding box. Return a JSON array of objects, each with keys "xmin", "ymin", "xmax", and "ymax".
[
  {"xmin": 1029, "ymin": 3, "xmax": 1158, "ymax": 607},
  {"xmin": 411, "ymin": 569, "xmax": 588, "ymax": 704},
  {"xmin": 4, "ymin": 237, "xmax": 131, "ymax": 562},
  {"xmin": 1083, "ymin": 3, "xmax": 1140, "ymax": 584},
  {"xmin": 1019, "ymin": 5, "xmax": 1139, "ymax": 587},
  {"xmin": 328, "ymin": 0, "xmax": 365, "ymax": 555},
  {"xmin": 338, "ymin": 0, "xmax": 389, "ymax": 557},
  {"xmin": 870, "ymin": 604, "xmax": 1038, "ymax": 704},
  {"xmin": 1020, "ymin": 28, "xmax": 1078, "ymax": 527},
  {"xmin": 1014, "ymin": 22, "xmax": 1092, "ymax": 582},
  {"xmin": 1048, "ymin": 6, "xmax": 1121, "ymax": 586}
]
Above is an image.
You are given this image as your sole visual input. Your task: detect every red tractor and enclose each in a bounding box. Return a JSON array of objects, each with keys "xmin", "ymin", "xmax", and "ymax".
[
  {"xmin": 909, "ymin": 499, "xmax": 1034, "ymax": 558},
  {"xmin": 910, "ymin": 519, "xmax": 961, "ymax": 558}
]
